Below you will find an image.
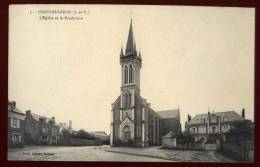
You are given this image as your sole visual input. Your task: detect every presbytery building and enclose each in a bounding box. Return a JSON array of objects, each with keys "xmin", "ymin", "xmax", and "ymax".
[
  {"xmin": 110, "ymin": 20, "xmax": 181, "ymax": 147},
  {"xmin": 185, "ymin": 108, "xmax": 249, "ymax": 142}
]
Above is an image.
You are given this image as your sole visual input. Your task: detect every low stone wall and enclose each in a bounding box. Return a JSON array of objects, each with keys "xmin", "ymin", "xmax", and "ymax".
[
  {"xmin": 163, "ymin": 141, "xmax": 218, "ymax": 151},
  {"xmin": 204, "ymin": 143, "xmax": 217, "ymax": 151},
  {"xmin": 60, "ymin": 137, "xmax": 102, "ymax": 146},
  {"xmin": 70, "ymin": 138, "xmax": 102, "ymax": 146}
]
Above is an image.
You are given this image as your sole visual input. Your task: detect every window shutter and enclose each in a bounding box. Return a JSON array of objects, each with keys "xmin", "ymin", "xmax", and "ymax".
[
  {"xmin": 17, "ymin": 119, "xmax": 20, "ymax": 128},
  {"xmin": 10, "ymin": 118, "xmax": 13, "ymax": 128},
  {"xmin": 19, "ymin": 135, "xmax": 22, "ymax": 142}
]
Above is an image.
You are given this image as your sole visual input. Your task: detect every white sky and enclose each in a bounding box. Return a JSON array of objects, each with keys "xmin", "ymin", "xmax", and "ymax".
[{"xmin": 9, "ymin": 5, "xmax": 255, "ymax": 133}]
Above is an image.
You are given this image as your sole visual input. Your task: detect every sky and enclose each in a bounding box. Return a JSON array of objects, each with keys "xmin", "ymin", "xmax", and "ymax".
[{"xmin": 9, "ymin": 5, "xmax": 255, "ymax": 133}]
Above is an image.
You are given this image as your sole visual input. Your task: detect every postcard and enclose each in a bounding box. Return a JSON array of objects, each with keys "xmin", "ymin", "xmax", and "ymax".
[{"xmin": 8, "ymin": 4, "xmax": 255, "ymax": 162}]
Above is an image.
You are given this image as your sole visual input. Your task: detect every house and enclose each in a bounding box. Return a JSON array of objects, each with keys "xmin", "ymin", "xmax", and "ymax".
[
  {"xmin": 24, "ymin": 110, "xmax": 60, "ymax": 145},
  {"xmin": 186, "ymin": 109, "xmax": 247, "ymax": 142},
  {"xmin": 8, "ymin": 101, "xmax": 25, "ymax": 147}
]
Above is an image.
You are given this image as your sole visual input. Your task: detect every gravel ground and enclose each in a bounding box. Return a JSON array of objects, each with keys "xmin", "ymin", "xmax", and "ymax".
[
  {"xmin": 8, "ymin": 145, "xmax": 171, "ymax": 162},
  {"xmin": 101, "ymin": 146, "xmax": 237, "ymax": 163}
]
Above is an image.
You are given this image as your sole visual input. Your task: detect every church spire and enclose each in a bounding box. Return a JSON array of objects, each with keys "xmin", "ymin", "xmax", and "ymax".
[
  {"xmin": 138, "ymin": 49, "xmax": 142, "ymax": 59},
  {"xmin": 120, "ymin": 46, "xmax": 124, "ymax": 57},
  {"xmin": 125, "ymin": 19, "xmax": 136, "ymax": 55}
]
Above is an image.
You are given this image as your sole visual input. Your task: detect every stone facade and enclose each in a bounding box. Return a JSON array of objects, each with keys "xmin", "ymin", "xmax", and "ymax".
[
  {"xmin": 24, "ymin": 110, "xmax": 60, "ymax": 145},
  {"xmin": 186, "ymin": 109, "xmax": 246, "ymax": 142},
  {"xmin": 8, "ymin": 101, "xmax": 25, "ymax": 147},
  {"xmin": 111, "ymin": 20, "xmax": 180, "ymax": 147}
]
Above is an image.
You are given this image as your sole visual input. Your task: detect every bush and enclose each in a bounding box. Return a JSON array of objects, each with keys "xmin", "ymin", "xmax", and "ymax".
[
  {"xmin": 176, "ymin": 133, "xmax": 194, "ymax": 144},
  {"xmin": 71, "ymin": 129, "xmax": 97, "ymax": 140}
]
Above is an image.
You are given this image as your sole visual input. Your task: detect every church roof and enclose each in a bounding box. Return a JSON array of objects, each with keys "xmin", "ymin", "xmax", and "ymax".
[
  {"xmin": 125, "ymin": 19, "xmax": 136, "ymax": 55},
  {"xmin": 157, "ymin": 109, "xmax": 180, "ymax": 119},
  {"xmin": 187, "ymin": 111, "xmax": 244, "ymax": 125}
]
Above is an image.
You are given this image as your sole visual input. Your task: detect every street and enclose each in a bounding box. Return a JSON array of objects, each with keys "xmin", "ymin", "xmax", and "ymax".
[
  {"xmin": 8, "ymin": 145, "xmax": 171, "ymax": 162},
  {"xmin": 8, "ymin": 145, "xmax": 235, "ymax": 162}
]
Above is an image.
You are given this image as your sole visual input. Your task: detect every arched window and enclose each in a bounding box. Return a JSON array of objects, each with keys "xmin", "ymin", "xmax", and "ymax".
[
  {"xmin": 129, "ymin": 64, "xmax": 133, "ymax": 83},
  {"xmin": 128, "ymin": 93, "xmax": 131, "ymax": 107},
  {"xmin": 125, "ymin": 93, "xmax": 128, "ymax": 108},
  {"xmin": 123, "ymin": 94, "xmax": 126, "ymax": 108},
  {"xmin": 124, "ymin": 66, "xmax": 128, "ymax": 84}
]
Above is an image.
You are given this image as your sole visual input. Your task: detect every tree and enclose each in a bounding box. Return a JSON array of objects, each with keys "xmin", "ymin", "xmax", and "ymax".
[
  {"xmin": 61, "ymin": 129, "xmax": 70, "ymax": 138},
  {"xmin": 75, "ymin": 129, "xmax": 91, "ymax": 139},
  {"xmin": 226, "ymin": 120, "xmax": 253, "ymax": 144}
]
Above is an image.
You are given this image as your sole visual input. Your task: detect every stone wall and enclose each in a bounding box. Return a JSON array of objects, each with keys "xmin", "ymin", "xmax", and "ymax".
[
  {"xmin": 162, "ymin": 139, "xmax": 218, "ymax": 151},
  {"xmin": 162, "ymin": 137, "xmax": 176, "ymax": 148},
  {"xmin": 60, "ymin": 137, "xmax": 102, "ymax": 146}
]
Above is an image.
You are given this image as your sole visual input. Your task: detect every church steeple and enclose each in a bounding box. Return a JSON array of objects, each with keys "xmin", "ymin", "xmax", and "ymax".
[
  {"xmin": 125, "ymin": 19, "xmax": 136, "ymax": 55},
  {"xmin": 120, "ymin": 19, "xmax": 142, "ymax": 92}
]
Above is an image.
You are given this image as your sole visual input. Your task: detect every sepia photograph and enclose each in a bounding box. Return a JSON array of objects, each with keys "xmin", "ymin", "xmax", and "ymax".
[{"xmin": 8, "ymin": 4, "xmax": 254, "ymax": 162}]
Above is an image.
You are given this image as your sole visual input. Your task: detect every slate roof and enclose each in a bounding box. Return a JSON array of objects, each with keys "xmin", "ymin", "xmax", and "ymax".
[
  {"xmin": 163, "ymin": 131, "xmax": 177, "ymax": 138},
  {"xmin": 30, "ymin": 113, "xmax": 57, "ymax": 125},
  {"xmin": 12, "ymin": 107, "xmax": 25, "ymax": 115},
  {"xmin": 187, "ymin": 111, "xmax": 244, "ymax": 125},
  {"xmin": 8, "ymin": 103, "xmax": 25, "ymax": 115},
  {"xmin": 157, "ymin": 109, "xmax": 180, "ymax": 119}
]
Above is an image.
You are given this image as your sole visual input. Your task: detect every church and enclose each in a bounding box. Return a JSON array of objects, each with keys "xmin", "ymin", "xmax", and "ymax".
[{"xmin": 110, "ymin": 20, "xmax": 181, "ymax": 147}]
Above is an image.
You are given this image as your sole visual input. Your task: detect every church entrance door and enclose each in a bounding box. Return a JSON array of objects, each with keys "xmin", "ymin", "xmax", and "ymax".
[{"xmin": 122, "ymin": 125, "xmax": 131, "ymax": 142}]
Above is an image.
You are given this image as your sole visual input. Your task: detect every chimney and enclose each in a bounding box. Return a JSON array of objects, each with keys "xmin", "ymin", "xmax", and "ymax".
[
  {"xmin": 40, "ymin": 117, "xmax": 47, "ymax": 123},
  {"xmin": 69, "ymin": 120, "xmax": 72, "ymax": 129},
  {"xmin": 51, "ymin": 117, "xmax": 55, "ymax": 123},
  {"xmin": 188, "ymin": 114, "xmax": 191, "ymax": 122},
  {"xmin": 241, "ymin": 108, "xmax": 245, "ymax": 118},
  {"xmin": 11, "ymin": 101, "xmax": 16, "ymax": 107},
  {"xmin": 26, "ymin": 110, "xmax": 31, "ymax": 115},
  {"xmin": 10, "ymin": 101, "xmax": 16, "ymax": 110}
]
